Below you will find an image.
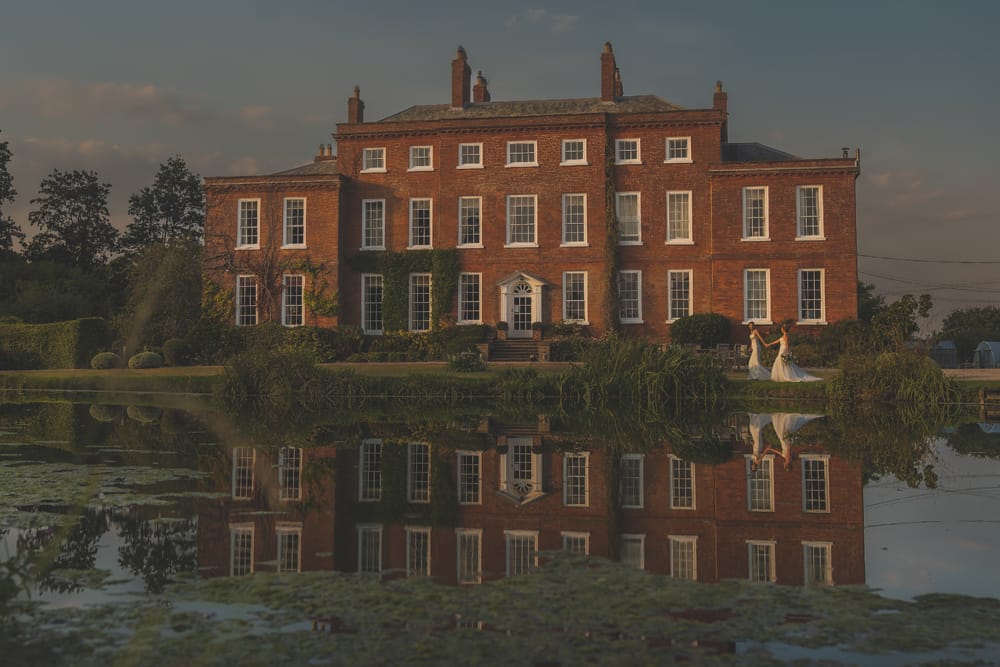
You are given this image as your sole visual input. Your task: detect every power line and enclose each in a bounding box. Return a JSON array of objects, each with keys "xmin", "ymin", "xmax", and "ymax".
[{"xmin": 859, "ymin": 271, "xmax": 1000, "ymax": 294}]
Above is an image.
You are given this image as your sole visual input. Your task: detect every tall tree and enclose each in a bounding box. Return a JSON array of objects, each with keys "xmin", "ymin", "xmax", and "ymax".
[
  {"xmin": 25, "ymin": 169, "xmax": 118, "ymax": 271},
  {"xmin": 0, "ymin": 130, "xmax": 24, "ymax": 253},
  {"xmin": 939, "ymin": 306, "xmax": 1000, "ymax": 362},
  {"xmin": 122, "ymin": 156, "xmax": 204, "ymax": 255}
]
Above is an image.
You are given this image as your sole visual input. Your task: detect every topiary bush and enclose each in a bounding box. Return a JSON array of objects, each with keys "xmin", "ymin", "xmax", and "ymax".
[
  {"xmin": 162, "ymin": 338, "xmax": 194, "ymax": 366},
  {"xmin": 448, "ymin": 351, "xmax": 486, "ymax": 372},
  {"xmin": 668, "ymin": 313, "xmax": 731, "ymax": 348},
  {"xmin": 128, "ymin": 351, "xmax": 164, "ymax": 369},
  {"xmin": 90, "ymin": 352, "xmax": 121, "ymax": 369}
]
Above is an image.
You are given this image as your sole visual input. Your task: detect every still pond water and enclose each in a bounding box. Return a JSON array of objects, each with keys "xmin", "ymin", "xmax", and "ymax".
[{"xmin": 2, "ymin": 395, "xmax": 1000, "ymax": 664}]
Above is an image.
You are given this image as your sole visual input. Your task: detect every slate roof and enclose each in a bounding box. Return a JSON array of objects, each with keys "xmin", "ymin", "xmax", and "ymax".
[
  {"xmin": 379, "ymin": 95, "xmax": 684, "ymax": 123},
  {"xmin": 270, "ymin": 161, "xmax": 340, "ymax": 177},
  {"xmin": 721, "ymin": 142, "xmax": 800, "ymax": 162}
]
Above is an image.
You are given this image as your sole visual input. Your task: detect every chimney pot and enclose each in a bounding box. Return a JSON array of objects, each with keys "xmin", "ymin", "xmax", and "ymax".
[{"xmin": 347, "ymin": 85, "xmax": 364, "ymax": 123}]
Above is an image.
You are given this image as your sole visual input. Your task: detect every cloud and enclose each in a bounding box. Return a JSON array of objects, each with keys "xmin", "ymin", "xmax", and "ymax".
[
  {"xmin": 23, "ymin": 79, "xmax": 214, "ymax": 125},
  {"xmin": 228, "ymin": 156, "xmax": 264, "ymax": 176},
  {"xmin": 505, "ymin": 9, "xmax": 580, "ymax": 33},
  {"xmin": 240, "ymin": 105, "xmax": 273, "ymax": 129}
]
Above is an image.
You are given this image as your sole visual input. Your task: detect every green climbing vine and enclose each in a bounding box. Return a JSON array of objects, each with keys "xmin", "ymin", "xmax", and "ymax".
[
  {"xmin": 604, "ymin": 129, "xmax": 622, "ymax": 333},
  {"xmin": 348, "ymin": 249, "xmax": 459, "ymax": 332},
  {"xmin": 291, "ymin": 257, "xmax": 340, "ymax": 319}
]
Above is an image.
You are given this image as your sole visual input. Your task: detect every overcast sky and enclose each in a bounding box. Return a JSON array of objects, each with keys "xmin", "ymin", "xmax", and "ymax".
[{"xmin": 1, "ymin": 0, "xmax": 997, "ymax": 329}]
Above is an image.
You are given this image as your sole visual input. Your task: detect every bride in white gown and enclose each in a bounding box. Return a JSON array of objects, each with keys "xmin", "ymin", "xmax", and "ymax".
[
  {"xmin": 746, "ymin": 322, "xmax": 771, "ymax": 380},
  {"xmin": 767, "ymin": 324, "xmax": 821, "ymax": 382}
]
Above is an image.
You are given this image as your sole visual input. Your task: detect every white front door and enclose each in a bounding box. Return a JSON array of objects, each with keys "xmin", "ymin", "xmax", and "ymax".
[{"xmin": 508, "ymin": 281, "xmax": 533, "ymax": 338}]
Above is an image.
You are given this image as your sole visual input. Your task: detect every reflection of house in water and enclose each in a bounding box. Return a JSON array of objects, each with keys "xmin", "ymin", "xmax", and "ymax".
[
  {"xmin": 197, "ymin": 446, "xmax": 337, "ymax": 577},
  {"xmin": 197, "ymin": 414, "xmax": 863, "ymax": 587}
]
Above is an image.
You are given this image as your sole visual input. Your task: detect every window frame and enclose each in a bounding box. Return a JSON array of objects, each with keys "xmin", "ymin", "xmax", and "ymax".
[
  {"xmin": 664, "ymin": 136, "xmax": 692, "ymax": 164},
  {"xmin": 747, "ymin": 455, "xmax": 775, "ymax": 512},
  {"xmin": 741, "ymin": 186, "xmax": 770, "ymax": 241},
  {"xmin": 747, "ymin": 540, "xmax": 777, "ymax": 583},
  {"xmin": 361, "ymin": 273, "xmax": 384, "ymax": 335},
  {"xmin": 796, "ymin": 185, "xmax": 825, "ymax": 239},
  {"xmin": 407, "ymin": 442, "xmax": 431, "ymax": 503},
  {"xmin": 237, "ymin": 199, "xmax": 260, "ymax": 249},
  {"xmin": 561, "ymin": 531, "xmax": 590, "ymax": 554},
  {"xmin": 361, "ymin": 147, "xmax": 386, "ymax": 173},
  {"xmin": 235, "ymin": 275, "xmax": 257, "ymax": 327},
  {"xmin": 560, "ymin": 139, "xmax": 587, "ymax": 166},
  {"xmin": 505, "ymin": 194, "xmax": 538, "ymax": 247},
  {"xmin": 619, "ymin": 454, "xmax": 644, "ymax": 509},
  {"xmin": 456, "ymin": 528, "xmax": 482, "ymax": 584},
  {"xmin": 405, "ymin": 526, "xmax": 431, "ymax": 577},
  {"xmin": 803, "ymin": 541, "xmax": 833, "ymax": 586},
  {"xmin": 229, "ymin": 523, "xmax": 254, "ymax": 576},
  {"xmin": 282, "ymin": 197, "xmax": 306, "ymax": 248},
  {"xmin": 504, "ymin": 530, "xmax": 539, "ymax": 577},
  {"xmin": 562, "ymin": 452, "xmax": 590, "ymax": 507},
  {"xmin": 620, "ymin": 534, "xmax": 645, "ymax": 570},
  {"xmin": 276, "ymin": 524, "xmax": 302, "ymax": 573},
  {"xmin": 457, "ymin": 142, "xmax": 483, "ymax": 169},
  {"xmin": 357, "ymin": 524, "xmax": 383, "ymax": 574},
  {"xmin": 617, "ymin": 269, "xmax": 643, "ymax": 324},
  {"xmin": 615, "ymin": 138, "xmax": 641, "ymax": 165},
  {"xmin": 743, "ymin": 268, "xmax": 771, "ymax": 324},
  {"xmin": 359, "ymin": 439, "xmax": 382, "ymax": 502},
  {"xmin": 457, "ymin": 451, "xmax": 482, "ymax": 504},
  {"xmin": 457, "ymin": 272, "xmax": 482, "ymax": 324},
  {"xmin": 408, "ymin": 197, "xmax": 433, "ymax": 249},
  {"xmin": 561, "ymin": 193, "xmax": 587, "ymax": 246},
  {"xmin": 801, "ymin": 455, "xmax": 831, "ymax": 513},
  {"xmin": 361, "ymin": 199, "xmax": 385, "ymax": 250},
  {"xmin": 457, "ymin": 196, "xmax": 482, "ymax": 247},
  {"xmin": 667, "ymin": 269, "xmax": 692, "ymax": 322},
  {"xmin": 505, "ymin": 141, "xmax": 538, "ymax": 167},
  {"xmin": 668, "ymin": 535, "xmax": 698, "ymax": 580},
  {"xmin": 615, "ymin": 192, "xmax": 641, "ymax": 245},
  {"xmin": 281, "ymin": 273, "xmax": 304, "ymax": 327},
  {"xmin": 232, "ymin": 447, "xmax": 255, "ymax": 500},
  {"xmin": 408, "ymin": 145, "xmax": 433, "ymax": 172},
  {"xmin": 797, "ymin": 268, "xmax": 826, "ymax": 324},
  {"xmin": 666, "ymin": 190, "xmax": 693, "ymax": 244},
  {"xmin": 669, "ymin": 456, "xmax": 696, "ymax": 510},
  {"xmin": 562, "ymin": 271, "xmax": 588, "ymax": 324},
  {"xmin": 278, "ymin": 446, "xmax": 302, "ymax": 501},
  {"xmin": 408, "ymin": 273, "xmax": 432, "ymax": 332}
]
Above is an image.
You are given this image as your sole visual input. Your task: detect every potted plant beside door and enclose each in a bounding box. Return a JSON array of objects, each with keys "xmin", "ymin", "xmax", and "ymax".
[
  {"xmin": 496, "ymin": 321, "xmax": 508, "ymax": 341},
  {"xmin": 531, "ymin": 321, "xmax": 544, "ymax": 341}
]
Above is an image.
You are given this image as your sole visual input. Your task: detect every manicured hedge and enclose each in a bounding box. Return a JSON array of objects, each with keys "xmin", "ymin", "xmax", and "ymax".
[{"xmin": 0, "ymin": 318, "xmax": 110, "ymax": 370}]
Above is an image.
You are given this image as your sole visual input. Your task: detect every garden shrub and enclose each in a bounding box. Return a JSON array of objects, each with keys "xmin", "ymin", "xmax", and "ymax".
[
  {"xmin": 162, "ymin": 338, "xmax": 194, "ymax": 366},
  {"xmin": 448, "ymin": 351, "xmax": 486, "ymax": 372},
  {"xmin": 668, "ymin": 313, "xmax": 731, "ymax": 348},
  {"xmin": 0, "ymin": 317, "xmax": 110, "ymax": 369},
  {"xmin": 128, "ymin": 351, "xmax": 164, "ymax": 369},
  {"xmin": 91, "ymin": 352, "xmax": 121, "ymax": 369}
]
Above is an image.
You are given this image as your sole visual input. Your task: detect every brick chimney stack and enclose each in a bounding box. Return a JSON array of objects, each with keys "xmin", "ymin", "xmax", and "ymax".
[
  {"xmin": 713, "ymin": 81, "xmax": 728, "ymax": 142},
  {"xmin": 451, "ymin": 46, "xmax": 471, "ymax": 109},
  {"xmin": 347, "ymin": 85, "xmax": 364, "ymax": 124},
  {"xmin": 473, "ymin": 70, "xmax": 491, "ymax": 103},
  {"xmin": 601, "ymin": 42, "xmax": 619, "ymax": 102}
]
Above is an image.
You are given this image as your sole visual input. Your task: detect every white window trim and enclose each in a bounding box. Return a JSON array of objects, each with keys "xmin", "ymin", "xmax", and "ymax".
[
  {"xmin": 665, "ymin": 190, "xmax": 694, "ymax": 245},
  {"xmin": 505, "ymin": 194, "xmax": 538, "ymax": 248},
  {"xmin": 803, "ymin": 541, "xmax": 834, "ymax": 586},
  {"xmin": 235, "ymin": 275, "xmax": 257, "ymax": 327},
  {"xmin": 281, "ymin": 197, "xmax": 306, "ymax": 248},
  {"xmin": 614, "ymin": 138, "xmax": 642, "ymax": 165},
  {"xmin": 801, "ymin": 454, "xmax": 831, "ymax": 513},
  {"xmin": 229, "ymin": 522, "xmax": 255, "ymax": 576},
  {"xmin": 281, "ymin": 274, "xmax": 305, "ymax": 327},
  {"xmin": 666, "ymin": 269, "xmax": 692, "ymax": 323},
  {"xmin": 560, "ymin": 139, "xmax": 588, "ymax": 166},
  {"xmin": 357, "ymin": 524, "xmax": 383, "ymax": 574},
  {"xmin": 457, "ymin": 451, "xmax": 482, "ymax": 504},
  {"xmin": 746, "ymin": 454, "xmax": 775, "ymax": 512},
  {"xmin": 361, "ymin": 199, "xmax": 386, "ymax": 251},
  {"xmin": 278, "ymin": 446, "xmax": 302, "ymax": 501},
  {"xmin": 457, "ymin": 196, "xmax": 483, "ymax": 248},
  {"xmin": 457, "ymin": 273, "xmax": 483, "ymax": 325},
  {"xmin": 743, "ymin": 268, "xmax": 772, "ymax": 325},
  {"xmin": 795, "ymin": 185, "xmax": 826, "ymax": 240},
  {"xmin": 236, "ymin": 198, "xmax": 260, "ymax": 249},
  {"xmin": 741, "ymin": 186, "xmax": 770, "ymax": 241},
  {"xmin": 560, "ymin": 193, "xmax": 588, "ymax": 247},
  {"xmin": 618, "ymin": 269, "xmax": 643, "ymax": 324},
  {"xmin": 361, "ymin": 147, "xmax": 386, "ymax": 173},
  {"xmin": 457, "ymin": 142, "xmax": 484, "ymax": 169},
  {"xmin": 615, "ymin": 192, "xmax": 642, "ymax": 246},
  {"xmin": 408, "ymin": 197, "xmax": 433, "ymax": 249},
  {"xmin": 620, "ymin": 453, "xmax": 644, "ymax": 509},
  {"xmin": 668, "ymin": 535, "xmax": 698, "ymax": 580},
  {"xmin": 361, "ymin": 274, "xmax": 384, "ymax": 336},
  {"xmin": 664, "ymin": 136, "xmax": 693, "ymax": 164},
  {"xmin": 562, "ymin": 452, "xmax": 590, "ymax": 507},
  {"xmin": 359, "ymin": 439, "xmax": 383, "ymax": 502},
  {"xmin": 231, "ymin": 446, "xmax": 255, "ymax": 500},
  {"xmin": 408, "ymin": 145, "xmax": 434, "ymax": 172},
  {"xmin": 561, "ymin": 531, "xmax": 591, "ymax": 554},
  {"xmin": 276, "ymin": 524, "xmax": 303, "ymax": 573},
  {"xmin": 504, "ymin": 530, "xmax": 540, "ymax": 576},
  {"xmin": 620, "ymin": 533, "xmax": 645, "ymax": 570},
  {"xmin": 669, "ymin": 455, "xmax": 696, "ymax": 510},
  {"xmin": 456, "ymin": 528, "xmax": 483, "ymax": 584},
  {"xmin": 505, "ymin": 140, "xmax": 538, "ymax": 167},
  {"xmin": 747, "ymin": 540, "xmax": 777, "ymax": 583},
  {"xmin": 405, "ymin": 526, "xmax": 432, "ymax": 577},
  {"xmin": 408, "ymin": 273, "xmax": 432, "ymax": 332},
  {"xmin": 562, "ymin": 270, "xmax": 589, "ymax": 324},
  {"xmin": 407, "ymin": 442, "xmax": 431, "ymax": 504},
  {"xmin": 797, "ymin": 268, "xmax": 827, "ymax": 324}
]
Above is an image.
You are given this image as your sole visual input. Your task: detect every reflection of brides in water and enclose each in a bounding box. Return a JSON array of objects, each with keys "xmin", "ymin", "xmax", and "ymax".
[
  {"xmin": 767, "ymin": 324, "xmax": 821, "ymax": 383},
  {"xmin": 747, "ymin": 322, "xmax": 771, "ymax": 381},
  {"xmin": 749, "ymin": 413, "xmax": 823, "ymax": 471}
]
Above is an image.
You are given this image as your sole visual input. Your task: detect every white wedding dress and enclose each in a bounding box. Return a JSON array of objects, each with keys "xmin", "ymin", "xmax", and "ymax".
[
  {"xmin": 770, "ymin": 337, "xmax": 820, "ymax": 382},
  {"xmin": 747, "ymin": 334, "xmax": 771, "ymax": 380}
]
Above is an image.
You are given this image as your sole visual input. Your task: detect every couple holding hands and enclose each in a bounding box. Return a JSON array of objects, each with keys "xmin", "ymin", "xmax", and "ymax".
[{"xmin": 747, "ymin": 322, "xmax": 820, "ymax": 383}]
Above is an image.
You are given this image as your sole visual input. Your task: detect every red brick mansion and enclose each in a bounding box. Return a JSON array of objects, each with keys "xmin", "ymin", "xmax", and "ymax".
[{"xmin": 203, "ymin": 44, "xmax": 859, "ymax": 341}]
